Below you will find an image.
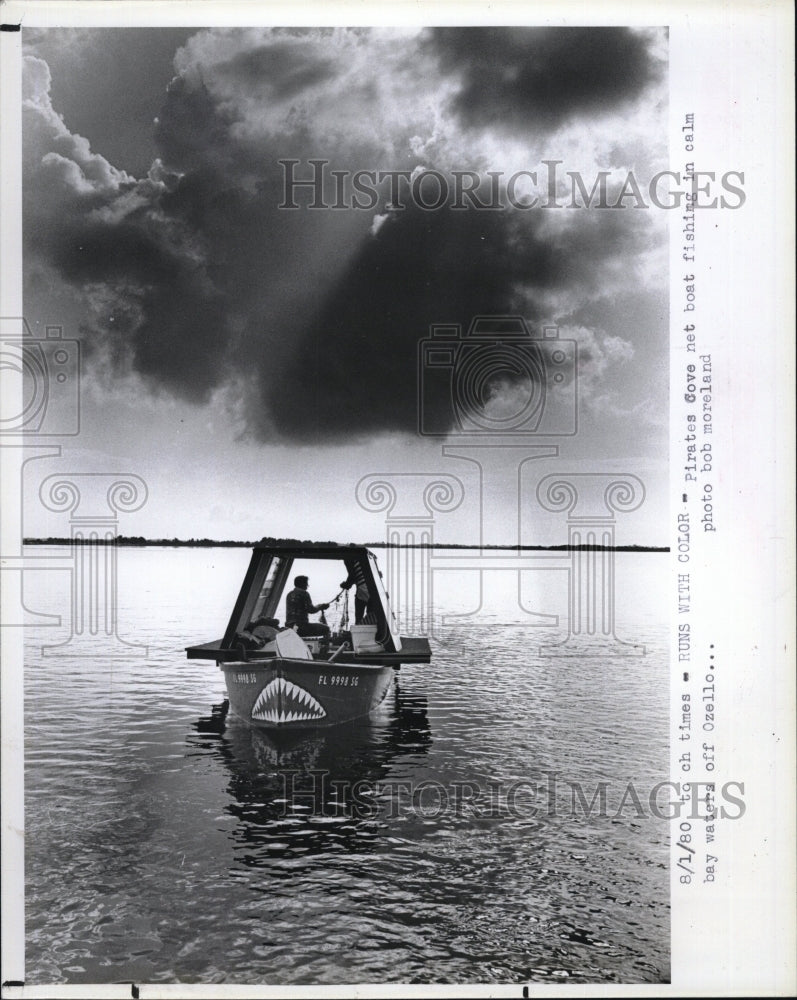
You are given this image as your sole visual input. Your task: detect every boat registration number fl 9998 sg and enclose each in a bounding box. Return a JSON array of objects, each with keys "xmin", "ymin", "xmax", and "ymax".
[
  {"xmin": 319, "ymin": 674, "xmax": 359, "ymax": 687},
  {"xmin": 233, "ymin": 672, "xmax": 259, "ymax": 684}
]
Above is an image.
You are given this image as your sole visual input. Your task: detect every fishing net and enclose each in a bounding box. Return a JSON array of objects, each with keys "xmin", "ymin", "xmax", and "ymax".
[{"xmin": 322, "ymin": 588, "xmax": 350, "ymax": 640}]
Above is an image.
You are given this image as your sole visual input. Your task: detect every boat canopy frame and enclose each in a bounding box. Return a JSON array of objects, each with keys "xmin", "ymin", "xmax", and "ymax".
[{"xmin": 221, "ymin": 544, "xmax": 401, "ymax": 653}]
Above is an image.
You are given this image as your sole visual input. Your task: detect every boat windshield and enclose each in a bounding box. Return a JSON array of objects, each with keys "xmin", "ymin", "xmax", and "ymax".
[{"xmin": 251, "ymin": 556, "xmax": 289, "ymax": 621}]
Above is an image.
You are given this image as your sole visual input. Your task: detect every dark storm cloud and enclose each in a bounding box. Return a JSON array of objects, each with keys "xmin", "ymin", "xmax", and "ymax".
[
  {"xmin": 23, "ymin": 46, "xmax": 378, "ymax": 409},
  {"xmin": 36, "ymin": 207, "xmax": 233, "ymax": 397},
  {"xmin": 428, "ymin": 27, "xmax": 663, "ymax": 133},
  {"xmin": 264, "ymin": 206, "xmax": 526, "ymax": 441},
  {"xmin": 23, "ymin": 27, "xmax": 667, "ymax": 443},
  {"xmin": 261, "ymin": 202, "xmax": 656, "ymax": 442},
  {"xmin": 154, "ymin": 75, "xmax": 240, "ymax": 171}
]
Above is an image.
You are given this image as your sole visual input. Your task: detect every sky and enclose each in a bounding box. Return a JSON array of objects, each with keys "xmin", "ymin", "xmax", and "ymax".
[{"xmin": 18, "ymin": 25, "xmax": 669, "ymax": 546}]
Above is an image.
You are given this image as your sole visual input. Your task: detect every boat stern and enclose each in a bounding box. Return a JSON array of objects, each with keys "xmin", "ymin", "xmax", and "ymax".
[{"xmin": 221, "ymin": 658, "xmax": 395, "ymax": 730}]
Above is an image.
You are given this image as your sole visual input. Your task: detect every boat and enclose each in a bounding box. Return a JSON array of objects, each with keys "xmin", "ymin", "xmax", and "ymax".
[{"xmin": 186, "ymin": 543, "xmax": 432, "ymax": 729}]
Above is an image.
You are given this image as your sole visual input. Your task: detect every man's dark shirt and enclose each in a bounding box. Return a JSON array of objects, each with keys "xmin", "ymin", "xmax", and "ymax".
[{"xmin": 286, "ymin": 587, "xmax": 317, "ymax": 626}]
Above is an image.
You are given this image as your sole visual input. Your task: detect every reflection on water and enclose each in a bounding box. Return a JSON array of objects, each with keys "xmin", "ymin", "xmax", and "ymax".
[
  {"xmin": 23, "ymin": 548, "xmax": 669, "ymax": 986},
  {"xmin": 190, "ymin": 686, "xmax": 432, "ymax": 863}
]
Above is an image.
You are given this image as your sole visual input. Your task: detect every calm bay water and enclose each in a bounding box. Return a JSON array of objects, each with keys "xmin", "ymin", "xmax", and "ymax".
[{"xmin": 23, "ymin": 546, "xmax": 669, "ymax": 986}]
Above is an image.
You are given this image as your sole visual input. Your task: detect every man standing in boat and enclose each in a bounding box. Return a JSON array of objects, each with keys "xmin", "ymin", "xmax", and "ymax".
[
  {"xmin": 340, "ymin": 558, "xmax": 376, "ymax": 625},
  {"xmin": 285, "ymin": 575, "xmax": 331, "ymax": 638}
]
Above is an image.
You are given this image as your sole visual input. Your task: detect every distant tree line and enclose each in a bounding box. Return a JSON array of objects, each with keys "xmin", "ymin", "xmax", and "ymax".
[
  {"xmin": 24, "ymin": 535, "xmax": 254, "ymax": 547},
  {"xmin": 24, "ymin": 535, "xmax": 667, "ymax": 551}
]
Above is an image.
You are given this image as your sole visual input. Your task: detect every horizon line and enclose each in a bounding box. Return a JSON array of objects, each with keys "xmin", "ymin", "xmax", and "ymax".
[{"xmin": 23, "ymin": 536, "xmax": 669, "ymax": 552}]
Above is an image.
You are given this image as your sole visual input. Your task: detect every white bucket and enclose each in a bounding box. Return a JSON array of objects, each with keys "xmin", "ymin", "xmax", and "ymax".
[{"xmin": 350, "ymin": 624, "xmax": 378, "ymax": 652}]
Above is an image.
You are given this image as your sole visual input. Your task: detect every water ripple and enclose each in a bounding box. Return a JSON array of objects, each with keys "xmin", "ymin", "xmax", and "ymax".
[{"xmin": 24, "ymin": 548, "xmax": 669, "ymax": 986}]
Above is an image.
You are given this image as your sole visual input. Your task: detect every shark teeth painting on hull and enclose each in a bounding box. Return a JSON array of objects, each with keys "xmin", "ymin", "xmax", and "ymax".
[{"xmin": 251, "ymin": 676, "xmax": 327, "ymax": 725}]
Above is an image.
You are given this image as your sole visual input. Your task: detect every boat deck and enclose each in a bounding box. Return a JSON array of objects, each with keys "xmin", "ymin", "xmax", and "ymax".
[{"xmin": 186, "ymin": 635, "xmax": 432, "ymax": 665}]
